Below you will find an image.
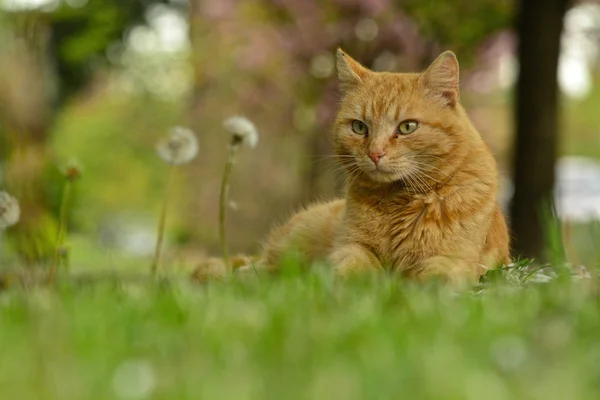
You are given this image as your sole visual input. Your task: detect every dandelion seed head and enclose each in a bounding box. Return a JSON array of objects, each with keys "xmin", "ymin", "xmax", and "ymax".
[
  {"xmin": 156, "ymin": 126, "xmax": 199, "ymax": 165},
  {"xmin": 0, "ymin": 191, "xmax": 20, "ymax": 230},
  {"xmin": 223, "ymin": 116, "xmax": 259, "ymax": 148},
  {"xmin": 63, "ymin": 158, "xmax": 83, "ymax": 181}
]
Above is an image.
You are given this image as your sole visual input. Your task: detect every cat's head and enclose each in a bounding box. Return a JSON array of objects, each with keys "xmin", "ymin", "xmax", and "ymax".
[{"xmin": 333, "ymin": 49, "xmax": 474, "ymax": 186}]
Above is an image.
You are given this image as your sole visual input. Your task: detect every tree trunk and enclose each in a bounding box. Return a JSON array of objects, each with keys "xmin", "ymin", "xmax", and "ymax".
[
  {"xmin": 510, "ymin": 0, "xmax": 569, "ymax": 260},
  {"xmin": 187, "ymin": 0, "xmax": 211, "ymax": 128}
]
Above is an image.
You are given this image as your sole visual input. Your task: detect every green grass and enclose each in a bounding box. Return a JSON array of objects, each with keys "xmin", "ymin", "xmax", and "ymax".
[{"xmin": 1, "ymin": 263, "xmax": 599, "ymax": 400}]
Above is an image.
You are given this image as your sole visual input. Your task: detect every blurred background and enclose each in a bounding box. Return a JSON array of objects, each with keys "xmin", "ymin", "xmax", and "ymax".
[{"xmin": 0, "ymin": 0, "xmax": 599, "ymax": 273}]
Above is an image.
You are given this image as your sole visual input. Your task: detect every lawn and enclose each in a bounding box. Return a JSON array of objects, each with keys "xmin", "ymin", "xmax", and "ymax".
[{"xmin": 1, "ymin": 263, "xmax": 599, "ymax": 400}]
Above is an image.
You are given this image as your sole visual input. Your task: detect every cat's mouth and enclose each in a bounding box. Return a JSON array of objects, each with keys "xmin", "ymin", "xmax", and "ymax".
[
  {"xmin": 365, "ymin": 166, "xmax": 399, "ymax": 183},
  {"xmin": 349, "ymin": 157, "xmax": 405, "ymax": 183},
  {"xmin": 359, "ymin": 160, "xmax": 415, "ymax": 183}
]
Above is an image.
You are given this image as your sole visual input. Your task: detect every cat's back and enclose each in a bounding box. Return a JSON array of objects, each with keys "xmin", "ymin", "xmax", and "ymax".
[{"xmin": 261, "ymin": 199, "xmax": 345, "ymax": 265}]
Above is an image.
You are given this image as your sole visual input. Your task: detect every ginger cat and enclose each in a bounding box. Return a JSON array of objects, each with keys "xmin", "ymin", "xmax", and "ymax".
[{"xmin": 196, "ymin": 50, "xmax": 510, "ymax": 285}]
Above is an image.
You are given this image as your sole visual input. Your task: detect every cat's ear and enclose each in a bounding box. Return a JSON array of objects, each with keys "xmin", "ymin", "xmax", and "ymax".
[
  {"xmin": 422, "ymin": 51, "xmax": 460, "ymax": 107},
  {"xmin": 336, "ymin": 48, "xmax": 370, "ymax": 93}
]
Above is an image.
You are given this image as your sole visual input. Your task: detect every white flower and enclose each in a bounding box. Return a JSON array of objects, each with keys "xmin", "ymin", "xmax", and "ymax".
[
  {"xmin": 223, "ymin": 116, "xmax": 259, "ymax": 148},
  {"xmin": 156, "ymin": 126, "xmax": 199, "ymax": 165},
  {"xmin": 0, "ymin": 191, "xmax": 20, "ymax": 230}
]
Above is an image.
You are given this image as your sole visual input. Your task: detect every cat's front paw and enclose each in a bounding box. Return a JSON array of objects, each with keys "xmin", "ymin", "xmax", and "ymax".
[
  {"xmin": 234, "ymin": 260, "xmax": 272, "ymax": 281},
  {"xmin": 416, "ymin": 256, "xmax": 482, "ymax": 287},
  {"xmin": 191, "ymin": 257, "xmax": 228, "ymax": 283},
  {"xmin": 329, "ymin": 244, "xmax": 383, "ymax": 278},
  {"xmin": 333, "ymin": 261, "xmax": 374, "ymax": 278},
  {"xmin": 190, "ymin": 254, "xmax": 258, "ymax": 283},
  {"xmin": 235, "ymin": 264, "xmax": 260, "ymax": 280}
]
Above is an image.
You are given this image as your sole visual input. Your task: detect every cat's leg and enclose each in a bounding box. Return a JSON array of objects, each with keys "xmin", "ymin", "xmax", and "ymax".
[
  {"xmin": 234, "ymin": 258, "xmax": 272, "ymax": 279},
  {"xmin": 414, "ymin": 255, "xmax": 484, "ymax": 286},
  {"xmin": 329, "ymin": 243, "xmax": 383, "ymax": 277},
  {"xmin": 242, "ymin": 200, "xmax": 345, "ymax": 274},
  {"xmin": 481, "ymin": 206, "xmax": 511, "ymax": 268},
  {"xmin": 196, "ymin": 200, "xmax": 346, "ymax": 281},
  {"xmin": 191, "ymin": 254, "xmax": 256, "ymax": 283}
]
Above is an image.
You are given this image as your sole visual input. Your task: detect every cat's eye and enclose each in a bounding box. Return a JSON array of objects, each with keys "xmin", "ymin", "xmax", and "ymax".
[
  {"xmin": 397, "ymin": 120, "xmax": 419, "ymax": 135},
  {"xmin": 351, "ymin": 120, "xmax": 368, "ymax": 136}
]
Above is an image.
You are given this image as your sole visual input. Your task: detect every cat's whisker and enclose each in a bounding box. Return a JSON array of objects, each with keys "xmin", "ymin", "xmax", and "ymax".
[
  {"xmin": 394, "ymin": 166, "xmax": 416, "ymax": 197},
  {"xmin": 330, "ymin": 157, "xmax": 357, "ymax": 167},
  {"xmin": 413, "ymin": 153, "xmax": 453, "ymax": 163},
  {"xmin": 412, "ymin": 167, "xmax": 443, "ymax": 185},
  {"xmin": 325, "ymin": 163, "xmax": 350, "ymax": 175},
  {"xmin": 404, "ymin": 160, "xmax": 444, "ymax": 184},
  {"xmin": 305, "ymin": 155, "xmax": 357, "ymax": 172},
  {"xmin": 411, "ymin": 168, "xmax": 450, "ymax": 184},
  {"xmin": 333, "ymin": 160, "xmax": 359, "ymax": 176},
  {"xmin": 330, "ymin": 167, "xmax": 361, "ymax": 193},
  {"xmin": 404, "ymin": 173, "xmax": 419, "ymax": 202},
  {"xmin": 345, "ymin": 175, "xmax": 359, "ymax": 192},
  {"xmin": 413, "ymin": 154, "xmax": 455, "ymax": 170},
  {"xmin": 393, "ymin": 165, "xmax": 425, "ymax": 194},
  {"xmin": 412, "ymin": 171, "xmax": 431, "ymax": 194},
  {"xmin": 410, "ymin": 172, "xmax": 430, "ymax": 194},
  {"xmin": 404, "ymin": 154, "xmax": 450, "ymax": 173},
  {"xmin": 391, "ymin": 164, "xmax": 433, "ymax": 197},
  {"xmin": 308, "ymin": 156, "xmax": 360, "ymax": 193},
  {"xmin": 305, "ymin": 155, "xmax": 356, "ymax": 159},
  {"xmin": 412, "ymin": 174, "xmax": 437, "ymax": 194},
  {"xmin": 311, "ymin": 158, "xmax": 355, "ymax": 171},
  {"xmin": 329, "ymin": 162, "xmax": 359, "ymax": 177},
  {"xmin": 344, "ymin": 167, "xmax": 363, "ymax": 192},
  {"xmin": 320, "ymin": 157, "xmax": 359, "ymax": 174},
  {"xmin": 340, "ymin": 165, "xmax": 360, "ymax": 179},
  {"xmin": 407, "ymin": 159, "xmax": 452, "ymax": 179}
]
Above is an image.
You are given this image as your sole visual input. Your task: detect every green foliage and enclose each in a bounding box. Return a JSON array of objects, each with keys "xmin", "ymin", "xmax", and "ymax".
[
  {"xmin": 8, "ymin": 211, "xmax": 57, "ymax": 263},
  {"xmin": 403, "ymin": 0, "xmax": 514, "ymax": 64},
  {"xmin": 46, "ymin": 0, "xmax": 170, "ymax": 99},
  {"xmin": 542, "ymin": 201, "xmax": 568, "ymax": 265},
  {"xmin": 51, "ymin": 94, "xmax": 181, "ymax": 231}
]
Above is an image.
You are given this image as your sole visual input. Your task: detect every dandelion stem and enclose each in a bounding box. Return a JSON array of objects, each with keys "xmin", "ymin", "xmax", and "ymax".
[
  {"xmin": 49, "ymin": 180, "xmax": 72, "ymax": 284},
  {"xmin": 219, "ymin": 142, "xmax": 239, "ymax": 270},
  {"xmin": 151, "ymin": 164, "xmax": 175, "ymax": 277}
]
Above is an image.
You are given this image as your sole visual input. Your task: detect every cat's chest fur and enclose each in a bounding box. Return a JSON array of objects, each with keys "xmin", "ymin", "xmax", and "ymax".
[{"xmin": 343, "ymin": 186, "xmax": 483, "ymax": 269}]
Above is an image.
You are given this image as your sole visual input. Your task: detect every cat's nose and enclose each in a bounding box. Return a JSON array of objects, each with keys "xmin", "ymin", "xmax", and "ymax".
[{"xmin": 368, "ymin": 150, "xmax": 386, "ymax": 166}]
